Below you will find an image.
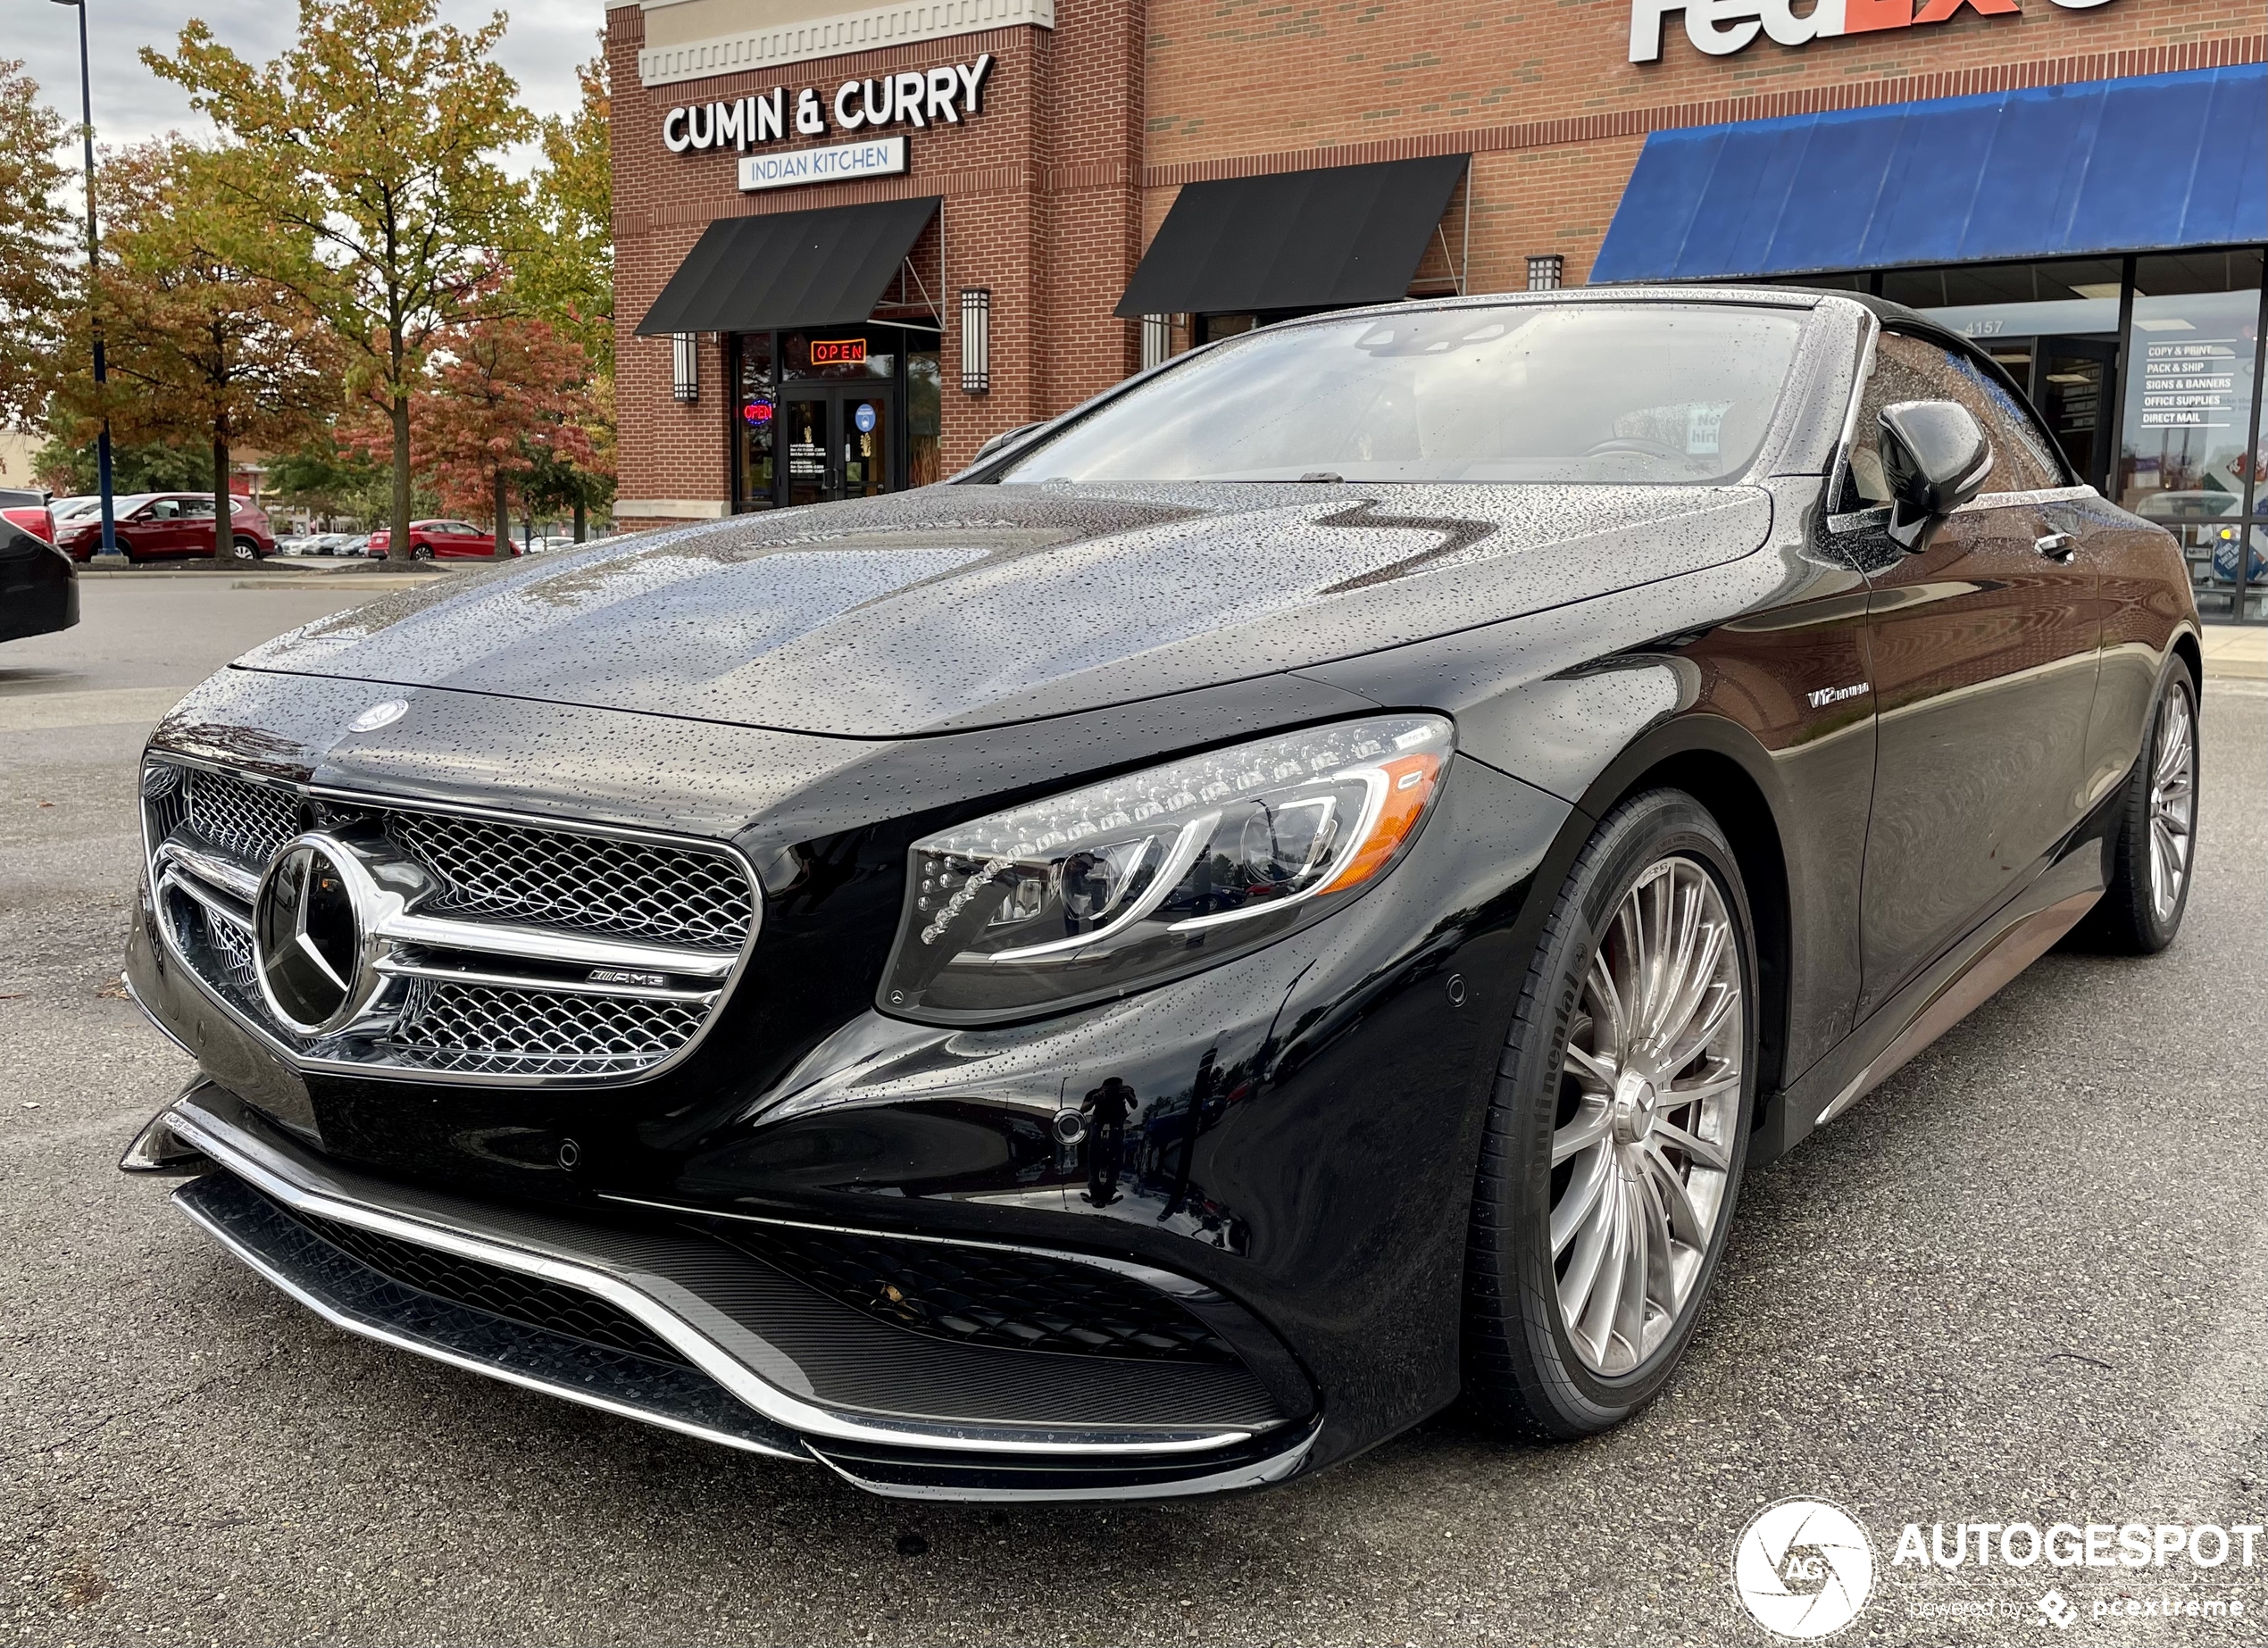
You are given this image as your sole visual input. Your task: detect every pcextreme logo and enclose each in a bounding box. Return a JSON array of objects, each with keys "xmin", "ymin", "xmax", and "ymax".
[
  {"xmin": 1631, "ymin": 0, "xmax": 2114, "ymax": 64},
  {"xmin": 1735, "ymin": 1499, "xmax": 1879, "ymax": 1639}
]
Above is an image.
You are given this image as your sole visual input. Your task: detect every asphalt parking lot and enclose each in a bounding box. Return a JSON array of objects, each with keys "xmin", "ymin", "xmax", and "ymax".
[{"xmin": 4, "ymin": 578, "xmax": 2264, "ymax": 1647}]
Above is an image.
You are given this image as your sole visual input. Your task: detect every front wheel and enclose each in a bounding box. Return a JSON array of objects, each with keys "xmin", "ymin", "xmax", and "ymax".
[{"xmin": 1464, "ymin": 788, "xmax": 1757, "ymax": 1438}]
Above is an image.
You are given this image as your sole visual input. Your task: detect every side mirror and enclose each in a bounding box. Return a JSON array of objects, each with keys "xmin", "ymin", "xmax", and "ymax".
[
  {"xmin": 973, "ymin": 420, "xmax": 1046, "ymax": 462},
  {"xmin": 1878, "ymin": 401, "xmax": 1993, "ymax": 553}
]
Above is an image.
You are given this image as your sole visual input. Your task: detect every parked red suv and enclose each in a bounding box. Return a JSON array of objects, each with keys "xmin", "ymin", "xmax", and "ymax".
[
  {"xmin": 56, "ymin": 494, "xmax": 278, "ymax": 563},
  {"xmin": 365, "ymin": 520, "xmax": 517, "ymax": 560}
]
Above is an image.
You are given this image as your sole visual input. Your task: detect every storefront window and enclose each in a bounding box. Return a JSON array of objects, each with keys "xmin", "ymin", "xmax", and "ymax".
[
  {"xmin": 1889, "ymin": 259, "xmax": 2122, "ymax": 348},
  {"xmin": 736, "ymin": 334, "xmax": 776, "ymax": 512},
  {"xmin": 2119, "ymin": 252, "xmax": 2264, "ymax": 619},
  {"xmin": 908, "ymin": 345, "xmax": 942, "ymax": 487},
  {"xmin": 782, "ymin": 329, "xmax": 895, "ymax": 380}
]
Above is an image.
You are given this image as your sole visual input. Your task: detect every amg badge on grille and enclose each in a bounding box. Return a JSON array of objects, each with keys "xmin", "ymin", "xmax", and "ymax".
[{"xmin": 588, "ymin": 968, "xmax": 670, "ymax": 989}]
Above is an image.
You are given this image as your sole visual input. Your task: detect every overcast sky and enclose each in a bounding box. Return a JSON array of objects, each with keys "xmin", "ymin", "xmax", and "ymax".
[{"xmin": 12, "ymin": 0, "xmax": 599, "ymax": 174}]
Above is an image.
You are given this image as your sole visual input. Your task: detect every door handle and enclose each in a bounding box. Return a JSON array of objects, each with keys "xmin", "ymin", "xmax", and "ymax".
[{"xmin": 2035, "ymin": 531, "xmax": 2080, "ymax": 562}]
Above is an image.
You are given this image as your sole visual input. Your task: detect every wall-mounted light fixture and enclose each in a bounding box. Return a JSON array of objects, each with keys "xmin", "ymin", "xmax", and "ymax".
[
  {"xmin": 959, "ymin": 288, "xmax": 990, "ymax": 393},
  {"xmin": 671, "ymin": 333, "xmax": 699, "ymax": 403},
  {"xmin": 1526, "ymin": 255, "xmax": 1564, "ymax": 292}
]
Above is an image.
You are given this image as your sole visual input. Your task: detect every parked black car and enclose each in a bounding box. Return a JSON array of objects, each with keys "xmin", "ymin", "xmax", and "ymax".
[
  {"xmin": 0, "ymin": 489, "xmax": 76, "ymax": 645},
  {"xmin": 121, "ymin": 290, "xmax": 2199, "ymax": 1501}
]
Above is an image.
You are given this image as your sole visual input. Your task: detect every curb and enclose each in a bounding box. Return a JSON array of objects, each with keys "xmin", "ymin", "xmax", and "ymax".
[{"xmin": 75, "ymin": 564, "xmax": 467, "ymax": 581}]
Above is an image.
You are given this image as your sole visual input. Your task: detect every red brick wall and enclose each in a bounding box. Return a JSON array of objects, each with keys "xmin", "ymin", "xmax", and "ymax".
[
  {"xmin": 609, "ymin": 2, "xmax": 1147, "ymax": 527},
  {"xmin": 611, "ymin": 0, "xmax": 2265, "ymax": 526},
  {"xmin": 1139, "ymin": 0, "xmax": 2266, "ymax": 290}
]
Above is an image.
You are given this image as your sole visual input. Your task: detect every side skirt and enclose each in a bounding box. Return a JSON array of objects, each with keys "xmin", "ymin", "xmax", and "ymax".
[{"xmin": 1762, "ymin": 839, "xmax": 2105, "ymax": 1160}]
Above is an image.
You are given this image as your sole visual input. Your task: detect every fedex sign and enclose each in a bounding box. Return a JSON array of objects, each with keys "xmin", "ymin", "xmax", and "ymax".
[{"xmin": 1631, "ymin": 0, "xmax": 2112, "ymax": 62}]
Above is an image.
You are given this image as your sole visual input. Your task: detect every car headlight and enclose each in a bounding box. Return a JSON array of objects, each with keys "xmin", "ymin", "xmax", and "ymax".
[{"xmin": 880, "ymin": 715, "xmax": 1454, "ymax": 1021}]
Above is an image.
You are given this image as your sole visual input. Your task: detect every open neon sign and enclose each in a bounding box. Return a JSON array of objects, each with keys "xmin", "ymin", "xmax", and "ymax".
[{"xmin": 810, "ymin": 338, "xmax": 868, "ymax": 366}]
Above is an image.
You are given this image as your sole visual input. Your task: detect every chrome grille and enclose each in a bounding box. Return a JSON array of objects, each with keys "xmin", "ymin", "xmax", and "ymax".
[
  {"xmin": 391, "ymin": 981, "xmax": 709, "ymax": 1078},
  {"xmin": 204, "ymin": 908, "xmax": 259, "ymax": 995},
  {"xmin": 183, "ymin": 768, "xmax": 300, "ymax": 862},
  {"xmin": 140, "ymin": 755, "xmax": 756, "ymax": 1084},
  {"xmin": 387, "ymin": 812, "xmax": 751, "ymax": 951}
]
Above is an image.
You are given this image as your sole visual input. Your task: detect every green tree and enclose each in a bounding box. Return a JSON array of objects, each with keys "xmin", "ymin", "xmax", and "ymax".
[
  {"xmin": 31, "ymin": 427, "xmax": 206, "ymax": 496},
  {"xmin": 264, "ymin": 433, "xmax": 405, "ymax": 527},
  {"xmin": 146, "ymin": 0, "xmax": 532, "ymax": 562},
  {"xmin": 0, "ymin": 61, "xmax": 71, "ymax": 452},
  {"xmin": 521, "ymin": 384, "xmax": 616, "ymax": 544},
  {"xmin": 512, "ymin": 46, "xmax": 614, "ymax": 542},
  {"xmin": 51, "ymin": 139, "xmax": 338, "ymax": 554},
  {"xmin": 517, "ymin": 50, "xmax": 613, "ymax": 379}
]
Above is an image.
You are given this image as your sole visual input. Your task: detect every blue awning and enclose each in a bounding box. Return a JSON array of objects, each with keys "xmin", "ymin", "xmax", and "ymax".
[{"xmin": 1593, "ymin": 63, "xmax": 2268, "ymax": 282}]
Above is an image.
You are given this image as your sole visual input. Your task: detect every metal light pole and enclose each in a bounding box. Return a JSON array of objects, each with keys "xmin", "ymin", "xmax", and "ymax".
[{"xmin": 52, "ymin": 0, "xmax": 122, "ymax": 564}]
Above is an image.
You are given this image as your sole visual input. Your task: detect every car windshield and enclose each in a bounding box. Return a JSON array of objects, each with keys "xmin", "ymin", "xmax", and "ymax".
[{"xmin": 996, "ymin": 303, "xmax": 1807, "ymax": 486}]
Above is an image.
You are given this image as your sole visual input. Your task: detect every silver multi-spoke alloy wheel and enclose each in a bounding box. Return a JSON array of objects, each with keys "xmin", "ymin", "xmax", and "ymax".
[
  {"xmin": 2147, "ymin": 685, "xmax": 2196, "ymax": 924},
  {"xmin": 1549, "ymin": 854, "xmax": 1742, "ymax": 1377}
]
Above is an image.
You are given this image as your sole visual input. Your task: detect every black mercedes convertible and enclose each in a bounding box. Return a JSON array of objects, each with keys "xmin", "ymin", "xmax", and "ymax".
[{"xmin": 120, "ymin": 288, "xmax": 2199, "ymax": 1500}]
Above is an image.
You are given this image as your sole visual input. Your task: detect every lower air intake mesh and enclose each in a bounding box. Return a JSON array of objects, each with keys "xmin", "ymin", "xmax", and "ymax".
[
  {"xmin": 724, "ymin": 1224, "xmax": 1237, "ymax": 1363},
  {"xmin": 279, "ymin": 1201, "xmax": 689, "ymax": 1367}
]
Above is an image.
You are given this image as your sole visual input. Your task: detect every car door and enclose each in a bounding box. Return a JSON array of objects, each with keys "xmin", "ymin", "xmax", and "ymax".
[
  {"xmin": 1850, "ymin": 330, "xmax": 2102, "ymax": 1020},
  {"xmin": 131, "ymin": 498, "xmax": 183, "ymax": 556},
  {"xmin": 182, "ymin": 496, "xmax": 221, "ymax": 556}
]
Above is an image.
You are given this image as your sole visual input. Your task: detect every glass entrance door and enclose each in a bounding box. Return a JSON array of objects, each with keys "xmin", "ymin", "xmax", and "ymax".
[
  {"xmin": 841, "ymin": 394, "xmax": 889, "ymax": 499},
  {"xmin": 780, "ymin": 390, "xmax": 896, "ymax": 506},
  {"xmin": 2030, "ymin": 337, "xmax": 2117, "ymax": 493},
  {"xmin": 784, "ymin": 396, "xmax": 833, "ymax": 507}
]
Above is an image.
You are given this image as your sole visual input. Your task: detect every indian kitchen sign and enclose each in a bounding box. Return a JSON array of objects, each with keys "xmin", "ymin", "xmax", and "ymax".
[
  {"xmin": 663, "ymin": 55, "xmax": 992, "ymax": 192},
  {"xmin": 1630, "ymin": 0, "xmax": 2111, "ymax": 62}
]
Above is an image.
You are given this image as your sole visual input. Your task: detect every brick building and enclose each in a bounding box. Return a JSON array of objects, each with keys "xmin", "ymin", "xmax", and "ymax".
[{"xmin": 607, "ymin": 0, "xmax": 2267, "ymax": 619}]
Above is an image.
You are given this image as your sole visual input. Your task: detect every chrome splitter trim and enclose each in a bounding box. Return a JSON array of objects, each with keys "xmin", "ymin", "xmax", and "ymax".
[
  {"xmin": 160, "ymin": 1095, "xmax": 1268, "ymax": 1466},
  {"xmin": 171, "ymin": 1180, "xmax": 806, "ymax": 1463}
]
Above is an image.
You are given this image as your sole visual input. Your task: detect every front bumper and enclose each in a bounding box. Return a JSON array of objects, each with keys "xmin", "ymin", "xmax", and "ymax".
[
  {"xmin": 123, "ymin": 672, "xmax": 1578, "ymax": 1492},
  {"xmin": 153, "ymin": 1084, "xmax": 1321, "ymax": 1501}
]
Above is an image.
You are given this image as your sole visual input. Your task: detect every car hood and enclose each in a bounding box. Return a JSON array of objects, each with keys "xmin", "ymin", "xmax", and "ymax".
[{"xmin": 236, "ymin": 482, "xmax": 1772, "ymax": 737}]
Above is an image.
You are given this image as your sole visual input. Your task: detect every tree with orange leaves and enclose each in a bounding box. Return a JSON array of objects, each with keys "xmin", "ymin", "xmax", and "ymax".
[
  {"xmin": 51, "ymin": 137, "xmax": 338, "ymax": 554},
  {"xmin": 348, "ymin": 305, "xmax": 595, "ymax": 557}
]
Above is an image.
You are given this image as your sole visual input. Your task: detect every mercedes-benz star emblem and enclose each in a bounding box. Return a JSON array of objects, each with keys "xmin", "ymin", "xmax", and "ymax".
[
  {"xmin": 348, "ymin": 698, "xmax": 410, "ymax": 733},
  {"xmin": 254, "ymin": 836, "xmax": 371, "ymax": 1035}
]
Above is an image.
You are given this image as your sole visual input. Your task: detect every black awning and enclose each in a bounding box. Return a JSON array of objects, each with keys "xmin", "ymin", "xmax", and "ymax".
[
  {"xmin": 635, "ymin": 196, "xmax": 939, "ymax": 336},
  {"xmin": 1114, "ymin": 154, "xmax": 1467, "ymax": 319}
]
